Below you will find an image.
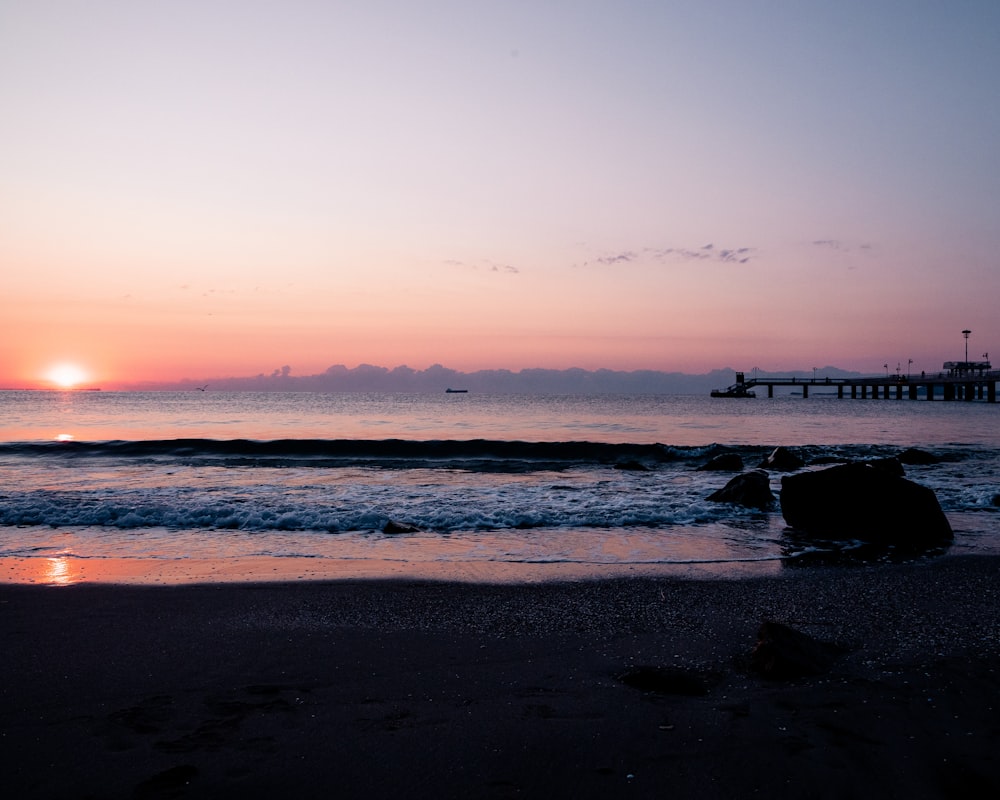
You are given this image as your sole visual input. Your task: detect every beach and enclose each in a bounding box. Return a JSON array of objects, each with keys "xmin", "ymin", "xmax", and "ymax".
[{"xmin": 3, "ymin": 555, "xmax": 998, "ymax": 799}]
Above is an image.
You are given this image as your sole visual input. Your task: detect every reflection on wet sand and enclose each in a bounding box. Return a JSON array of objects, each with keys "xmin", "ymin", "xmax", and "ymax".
[{"xmin": 44, "ymin": 556, "xmax": 75, "ymax": 585}]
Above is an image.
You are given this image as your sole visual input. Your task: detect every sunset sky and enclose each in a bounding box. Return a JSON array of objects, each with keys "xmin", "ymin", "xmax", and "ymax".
[{"xmin": 3, "ymin": 1, "xmax": 999, "ymax": 388}]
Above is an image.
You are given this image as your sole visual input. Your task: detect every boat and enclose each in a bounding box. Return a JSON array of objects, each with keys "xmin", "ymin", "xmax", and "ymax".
[
  {"xmin": 710, "ymin": 371, "xmax": 756, "ymax": 398},
  {"xmin": 445, "ymin": 388, "xmax": 468, "ymax": 393},
  {"xmin": 711, "ymin": 385, "xmax": 756, "ymax": 398}
]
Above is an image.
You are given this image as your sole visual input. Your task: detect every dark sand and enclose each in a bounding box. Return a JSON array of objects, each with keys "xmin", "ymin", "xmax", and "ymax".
[{"xmin": 2, "ymin": 556, "xmax": 999, "ymax": 799}]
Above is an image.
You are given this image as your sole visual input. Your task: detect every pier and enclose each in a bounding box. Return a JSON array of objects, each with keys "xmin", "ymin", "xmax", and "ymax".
[
  {"xmin": 723, "ymin": 362, "xmax": 998, "ymax": 403},
  {"xmin": 712, "ymin": 328, "xmax": 1000, "ymax": 402}
]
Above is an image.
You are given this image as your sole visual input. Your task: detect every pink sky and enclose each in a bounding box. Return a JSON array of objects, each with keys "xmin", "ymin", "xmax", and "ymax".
[{"xmin": 3, "ymin": 2, "xmax": 999, "ymax": 389}]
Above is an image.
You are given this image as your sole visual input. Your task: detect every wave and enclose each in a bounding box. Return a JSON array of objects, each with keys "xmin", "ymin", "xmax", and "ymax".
[{"xmin": 0, "ymin": 437, "xmax": 974, "ymax": 471}]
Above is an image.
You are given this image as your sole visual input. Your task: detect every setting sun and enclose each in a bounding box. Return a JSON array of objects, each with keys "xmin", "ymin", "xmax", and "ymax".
[{"xmin": 46, "ymin": 363, "xmax": 88, "ymax": 389}]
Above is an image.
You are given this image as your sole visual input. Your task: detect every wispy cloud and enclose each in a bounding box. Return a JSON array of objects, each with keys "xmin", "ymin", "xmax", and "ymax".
[
  {"xmin": 445, "ymin": 258, "xmax": 520, "ymax": 275},
  {"xmin": 811, "ymin": 239, "xmax": 874, "ymax": 254},
  {"xmin": 581, "ymin": 243, "xmax": 756, "ymax": 268},
  {"xmin": 594, "ymin": 251, "xmax": 638, "ymax": 265}
]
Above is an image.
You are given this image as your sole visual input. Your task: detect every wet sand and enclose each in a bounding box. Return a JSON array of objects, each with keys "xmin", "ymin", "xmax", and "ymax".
[{"xmin": 2, "ymin": 556, "xmax": 999, "ymax": 798}]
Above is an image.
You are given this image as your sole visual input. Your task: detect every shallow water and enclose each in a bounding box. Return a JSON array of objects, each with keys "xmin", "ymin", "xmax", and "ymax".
[{"xmin": 1, "ymin": 391, "xmax": 998, "ymax": 583}]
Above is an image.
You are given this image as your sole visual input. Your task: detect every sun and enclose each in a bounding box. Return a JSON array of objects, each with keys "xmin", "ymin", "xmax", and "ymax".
[{"xmin": 46, "ymin": 363, "xmax": 89, "ymax": 389}]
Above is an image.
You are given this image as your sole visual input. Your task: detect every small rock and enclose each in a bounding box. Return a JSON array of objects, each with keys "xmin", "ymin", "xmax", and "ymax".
[
  {"xmin": 383, "ymin": 520, "xmax": 421, "ymax": 534},
  {"xmin": 707, "ymin": 470, "xmax": 775, "ymax": 509},
  {"xmin": 697, "ymin": 453, "xmax": 744, "ymax": 472},
  {"xmin": 617, "ymin": 666, "xmax": 717, "ymax": 696},
  {"xmin": 750, "ymin": 621, "xmax": 844, "ymax": 679},
  {"xmin": 898, "ymin": 447, "xmax": 942, "ymax": 465},
  {"xmin": 759, "ymin": 446, "xmax": 804, "ymax": 471},
  {"xmin": 863, "ymin": 457, "xmax": 905, "ymax": 477}
]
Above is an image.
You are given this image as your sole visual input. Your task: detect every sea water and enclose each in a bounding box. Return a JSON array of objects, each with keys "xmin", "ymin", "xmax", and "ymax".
[{"xmin": 1, "ymin": 390, "xmax": 998, "ymax": 582}]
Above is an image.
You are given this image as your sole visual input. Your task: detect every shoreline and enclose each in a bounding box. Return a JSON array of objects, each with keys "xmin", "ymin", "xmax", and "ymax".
[
  {"xmin": 0, "ymin": 552, "xmax": 790, "ymax": 586},
  {"xmin": 3, "ymin": 556, "xmax": 998, "ymax": 797}
]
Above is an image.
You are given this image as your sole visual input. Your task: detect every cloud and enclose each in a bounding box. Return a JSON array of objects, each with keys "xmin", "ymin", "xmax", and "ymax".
[
  {"xmin": 575, "ymin": 242, "xmax": 757, "ymax": 269},
  {"xmin": 445, "ymin": 258, "xmax": 520, "ymax": 275},
  {"xmin": 647, "ymin": 245, "xmax": 755, "ymax": 265},
  {"xmin": 595, "ymin": 251, "xmax": 637, "ymax": 265},
  {"xmin": 812, "ymin": 239, "xmax": 874, "ymax": 254}
]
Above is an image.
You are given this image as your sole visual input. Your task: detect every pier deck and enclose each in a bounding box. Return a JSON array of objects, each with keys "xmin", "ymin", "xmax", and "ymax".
[{"xmin": 742, "ymin": 370, "xmax": 999, "ymax": 402}]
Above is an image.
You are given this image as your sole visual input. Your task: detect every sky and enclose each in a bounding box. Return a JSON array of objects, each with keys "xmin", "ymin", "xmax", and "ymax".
[{"xmin": 2, "ymin": 1, "xmax": 999, "ymax": 388}]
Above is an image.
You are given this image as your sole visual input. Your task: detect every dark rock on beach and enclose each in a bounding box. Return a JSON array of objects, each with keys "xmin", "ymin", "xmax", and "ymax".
[
  {"xmin": 750, "ymin": 621, "xmax": 845, "ymax": 679},
  {"xmin": 759, "ymin": 446, "xmax": 804, "ymax": 471},
  {"xmin": 780, "ymin": 462, "xmax": 953, "ymax": 546},
  {"xmin": 707, "ymin": 470, "xmax": 775, "ymax": 509},
  {"xmin": 697, "ymin": 453, "xmax": 744, "ymax": 471}
]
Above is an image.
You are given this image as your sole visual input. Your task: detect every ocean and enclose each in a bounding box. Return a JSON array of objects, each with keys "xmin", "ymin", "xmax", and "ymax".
[{"xmin": 1, "ymin": 390, "xmax": 998, "ymax": 584}]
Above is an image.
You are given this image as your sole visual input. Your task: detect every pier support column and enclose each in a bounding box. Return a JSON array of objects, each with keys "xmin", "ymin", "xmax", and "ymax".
[
  {"xmin": 944, "ymin": 384, "xmax": 955, "ymax": 401},
  {"xmin": 861, "ymin": 385, "xmax": 867, "ymax": 399},
  {"xmin": 768, "ymin": 385, "xmax": 773, "ymax": 398},
  {"xmin": 990, "ymin": 382, "xmax": 997, "ymax": 403},
  {"xmin": 895, "ymin": 384, "xmax": 903, "ymax": 399},
  {"xmin": 838, "ymin": 385, "xmax": 844, "ymax": 399},
  {"xmin": 927, "ymin": 384, "xmax": 935, "ymax": 400},
  {"xmin": 965, "ymin": 383, "xmax": 975, "ymax": 401},
  {"xmin": 851, "ymin": 385, "xmax": 857, "ymax": 399},
  {"xmin": 803, "ymin": 385, "xmax": 809, "ymax": 399},
  {"xmin": 909, "ymin": 385, "xmax": 918, "ymax": 400}
]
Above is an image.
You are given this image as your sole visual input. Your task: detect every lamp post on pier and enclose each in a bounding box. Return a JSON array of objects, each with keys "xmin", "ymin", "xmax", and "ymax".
[{"xmin": 963, "ymin": 329, "xmax": 971, "ymax": 363}]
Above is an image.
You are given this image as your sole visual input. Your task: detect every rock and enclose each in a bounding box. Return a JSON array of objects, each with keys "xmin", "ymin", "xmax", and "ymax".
[
  {"xmin": 707, "ymin": 470, "xmax": 775, "ymax": 509},
  {"xmin": 863, "ymin": 457, "xmax": 905, "ymax": 477},
  {"xmin": 697, "ymin": 453, "xmax": 744, "ymax": 471},
  {"xmin": 759, "ymin": 446, "xmax": 804, "ymax": 471},
  {"xmin": 898, "ymin": 447, "xmax": 942, "ymax": 465},
  {"xmin": 780, "ymin": 462, "xmax": 953, "ymax": 546},
  {"xmin": 614, "ymin": 460, "xmax": 649, "ymax": 471},
  {"xmin": 809, "ymin": 455, "xmax": 848, "ymax": 466},
  {"xmin": 383, "ymin": 520, "xmax": 421, "ymax": 534},
  {"xmin": 750, "ymin": 621, "xmax": 844, "ymax": 679},
  {"xmin": 617, "ymin": 666, "xmax": 717, "ymax": 696},
  {"xmin": 993, "ymin": 494, "xmax": 1000, "ymax": 508}
]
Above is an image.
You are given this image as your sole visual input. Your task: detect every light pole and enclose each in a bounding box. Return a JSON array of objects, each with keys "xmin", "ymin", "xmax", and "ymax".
[
  {"xmin": 963, "ymin": 329, "xmax": 971, "ymax": 363},
  {"xmin": 907, "ymin": 359, "xmax": 913, "ymax": 378}
]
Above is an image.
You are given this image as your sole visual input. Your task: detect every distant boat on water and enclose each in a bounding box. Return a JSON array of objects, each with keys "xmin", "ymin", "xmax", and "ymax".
[
  {"xmin": 710, "ymin": 371, "xmax": 756, "ymax": 398},
  {"xmin": 445, "ymin": 388, "xmax": 469, "ymax": 393},
  {"xmin": 710, "ymin": 385, "xmax": 756, "ymax": 398}
]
